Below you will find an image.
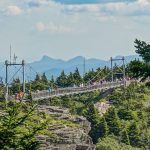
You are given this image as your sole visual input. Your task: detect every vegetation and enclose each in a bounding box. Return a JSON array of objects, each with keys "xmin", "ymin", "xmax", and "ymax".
[
  {"xmin": 42, "ymin": 82, "xmax": 150, "ymax": 149},
  {"xmin": 0, "ymin": 102, "xmax": 48, "ymax": 149},
  {"xmin": 96, "ymin": 136, "xmax": 140, "ymax": 150},
  {"xmin": 1, "ymin": 39, "xmax": 150, "ymax": 149},
  {"xmin": 127, "ymin": 39, "xmax": 150, "ymax": 81},
  {"xmin": 0, "ymin": 101, "xmax": 77, "ymax": 150}
]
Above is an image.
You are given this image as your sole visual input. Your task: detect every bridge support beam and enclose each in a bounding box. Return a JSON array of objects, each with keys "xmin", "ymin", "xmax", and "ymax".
[
  {"xmin": 110, "ymin": 56, "xmax": 126, "ymax": 86},
  {"xmin": 5, "ymin": 60, "xmax": 26, "ymax": 102}
]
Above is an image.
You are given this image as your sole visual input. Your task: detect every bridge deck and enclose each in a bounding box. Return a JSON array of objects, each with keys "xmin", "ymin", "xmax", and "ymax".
[{"xmin": 32, "ymin": 81, "xmax": 125, "ymax": 100}]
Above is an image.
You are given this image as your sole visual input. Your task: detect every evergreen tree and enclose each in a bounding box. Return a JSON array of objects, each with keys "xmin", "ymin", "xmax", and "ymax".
[
  {"xmin": 134, "ymin": 39, "xmax": 150, "ymax": 63},
  {"xmin": 99, "ymin": 117, "xmax": 109, "ymax": 138},
  {"xmin": 56, "ymin": 70, "xmax": 68, "ymax": 87},
  {"xmin": 120, "ymin": 128, "xmax": 130, "ymax": 145},
  {"xmin": 105, "ymin": 107, "xmax": 121, "ymax": 136},
  {"xmin": 0, "ymin": 102, "xmax": 48, "ymax": 150},
  {"xmin": 73, "ymin": 68, "xmax": 82, "ymax": 86},
  {"xmin": 128, "ymin": 122, "xmax": 141, "ymax": 147},
  {"xmin": 50, "ymin": 75, "xmax": 55, "ymax": 89},
  {"xmin": 10, "ymin": 78, "xmax": 21, "ymax": 94},
  {"xmin": 67, "ymin": 72, "xmax": 74, "ymax": 87},
  {"xmin": 84, "ymin": 69, "xmax": 96, "ymax": 83},
  {"xmin": 35, "ymin": 74, "xmax": 40, "ymax": 82},
  {"xmin": 86, "ymin": 103, "xmax": 99, "ymax": 125},
  {"xmin": 85, "ymin": 103, "xmax": 101, "ymax": 143},
  {"xmin": 41, "ymin": 73, "xmax": 48, "ymax": 84},
  {"xmin": 126, "ymin": 60, "xmax": 144, "ymax": 79}
]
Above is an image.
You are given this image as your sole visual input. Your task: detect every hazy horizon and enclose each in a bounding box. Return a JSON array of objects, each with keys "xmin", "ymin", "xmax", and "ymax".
[{"xmin": 0, "ymin": 54, "xmax": 139, "ymax": 64}]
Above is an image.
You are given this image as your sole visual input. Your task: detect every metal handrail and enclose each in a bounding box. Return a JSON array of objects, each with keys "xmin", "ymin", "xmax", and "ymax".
[{"xmin": 31, "ymin": 81, "xmax": 125, "ymax": 100}]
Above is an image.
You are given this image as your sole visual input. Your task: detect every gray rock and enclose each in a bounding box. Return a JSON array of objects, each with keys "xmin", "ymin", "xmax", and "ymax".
[{"xmin": 37, "ymin": 105, "xmax": 95, "ymax": 150}]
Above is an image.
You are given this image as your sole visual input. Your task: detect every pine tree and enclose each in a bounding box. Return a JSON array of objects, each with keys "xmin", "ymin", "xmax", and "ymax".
[
  {"xmin": 86, "ymin": 103, "xmax": 99, "ymax": 125},
  {"xmin": 50, "ymin": 75, "xmax": 55, "ymax": 88},
  {"xmin": 51, "ymin": 75, "xmax": 55, "ymax": 84},
  {"xmin": 128, "ymin": 122, "xmax": 141, "ymax": 147},
  {"xmin": 86, "ymin": 103, "xmax": 102, "ymax": 143},
  {"xmin": 99, "ymin": 117, "xmax": 109, "ymax": 138},
  {"xmin": 67, "ymin": 72, "xmax": 74, "ymax": 87},
  {"xmin": 120, "ymin": 128, "xmax": 130, "ymax": 145},
  {"xmin": 0, "ymin": 102, "xmax": 48, "ymax": 150},
  {"xmin": 84, "ymin": 69, "xmax": 96, "ymax": 83},
  {"xmin": 73, "ymin": 68, "xmax": 82, "ymax": 86},
  {"xmin": 56, "ymin": 70, "xmax": 68, "ymax": 87},
  {"xmin": 41, "ymin": 73, "xmax": 48, "ymax": 84},
  {"xmin": 35, "ymin": 74, "xmax": 40, "ymax": 82},
  {"xmin": 105, "ymin": 107, "xmax": 121, "ymax": 136},
  {"xmin": 134, "ymin": 39, "xmax": 150, "ymax": 63}
]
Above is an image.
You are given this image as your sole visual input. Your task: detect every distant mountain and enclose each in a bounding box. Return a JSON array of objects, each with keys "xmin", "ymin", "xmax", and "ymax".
[
  {"xmin": 29, "ymin": 55, "xmax": 140, "ymax": 79},
  {"xmin": 0, "ymin": 55, "xmax": 141, "ymax": 81}
]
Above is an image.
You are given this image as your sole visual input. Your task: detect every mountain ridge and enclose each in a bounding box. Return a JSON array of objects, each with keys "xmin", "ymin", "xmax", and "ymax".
[
  {"xmin": 0, "ymin": 55, "xmax": 141, "ymax": 80},
  {"xmin": 29, "ymin": 55, "xmax": 140, "ymax": 78}
]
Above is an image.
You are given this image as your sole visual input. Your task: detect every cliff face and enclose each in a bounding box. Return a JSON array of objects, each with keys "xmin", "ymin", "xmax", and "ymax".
[{"xmin": 37, "ymin": 106, "xmax": 95, "ymax": 150}]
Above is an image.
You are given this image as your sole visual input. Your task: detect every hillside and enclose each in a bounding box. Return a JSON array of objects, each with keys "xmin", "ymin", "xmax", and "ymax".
[
  {"xmin": 36, "ymin": 82, "xmax": 150, "ymax": 150},
  {"xmin": 0, "ymin": 81, "xmax": 150, "ymax": 149}
]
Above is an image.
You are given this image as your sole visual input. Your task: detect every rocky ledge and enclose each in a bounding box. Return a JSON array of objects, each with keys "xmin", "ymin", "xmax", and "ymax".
[{"xmin": 37, "ymin": 105, "xmax": 95, "ymax": 150}]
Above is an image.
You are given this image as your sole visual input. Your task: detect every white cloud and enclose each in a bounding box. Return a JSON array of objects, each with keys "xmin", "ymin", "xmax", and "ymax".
[
  {"xmin": 36, "ymin": 22, "xmax": 72, "ymax": 33},
  {"xmin": 137, "ymin": 0, "xmax": 149, "ymax": 6},
  {"xmin": 6, "ymin": 5, "xmax": 23, "ymax": 16},
  {"xmin": 62, "ymin": 4, "xmax": 101, "ymax": 13},
  {"xmin": 62, "ymin": 0, "xmax": 150, "ymax": 16}
]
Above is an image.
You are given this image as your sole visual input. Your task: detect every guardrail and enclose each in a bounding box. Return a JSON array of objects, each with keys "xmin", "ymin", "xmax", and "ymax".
[{"xmin": 31, "ymin": 81, "xmax": 125, "ymax": 101}]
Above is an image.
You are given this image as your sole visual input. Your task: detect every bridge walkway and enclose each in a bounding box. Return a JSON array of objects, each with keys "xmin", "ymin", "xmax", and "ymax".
[{"xmin": 32, "ymin": 81, "xmax": 125, "ymax": 100}]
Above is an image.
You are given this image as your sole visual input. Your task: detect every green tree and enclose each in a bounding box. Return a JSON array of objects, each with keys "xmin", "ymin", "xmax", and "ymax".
[
  {"xmin": 128, "ymin": 122, "xmax": 141, "ymax": 147},
  {"xmin": 73, "ymin": 68, "xmax": 82, "ymax": 86},
  {"xmin": 120, "ymin": 128, "xmax": 130, "ymax": 145},
  {"xmin": 126, "ymin": 60, "xmax": 144, "ymax": 79},
  {"xmin": 105, "ymin": 107, "xmax": 121, "ymax": 136},
  {"xmin": 83, "ymin": 69, "xmax": 96, "ymax": 83},
  {"xmin": 10, "ymin": 78, "xmax": 21, "ymax": 94},
  {"xmin": 49, "ymin": 75, "xmax": 56, "ymax": 89},
  {"xmin": 56, "ymin": 70, "xmax": 68, "ymax": 87},
  {"xmin": 0, "ymin": 102, "xmax": 48, "ymax": 150},
  {"xmin": 41, "ymin": 73, "xmax": 48, "ymax": 84},
  {"xmin": 99, "ymin": 117, "xmax": 109, "ymax": 138},
  {"xmin": 67, "ymin": 72, "xmax": 74, "ymax": 87},
  {"xmin": 85, "ymin": 103, "xmax": 101, "ymax": 143},
  {"xmin": 35, "ymin": 74, "xmax": 40, "ymax": 82},
  {"xmin": 96, "ymin": 136, "xmax": 140, "ymax": 150},
  {"xmin": 134, "ymin": 39, "xmax": 150, "ymax": 63}
]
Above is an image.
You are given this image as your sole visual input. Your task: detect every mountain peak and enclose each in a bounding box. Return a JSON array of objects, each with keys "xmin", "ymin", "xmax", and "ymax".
[
  {"xmin": 41, "ymin": 55, "xmax": 51, "ymax": 61},
  {"xmin": 69, "ymin": 56, "xmax": 85, "ymax": 61}
]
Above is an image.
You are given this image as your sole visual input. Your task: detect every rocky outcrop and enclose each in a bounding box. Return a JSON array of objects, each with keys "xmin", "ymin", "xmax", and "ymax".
[
  {"xmin": 94, "ymin": 102, "xmax": 110, "ymax": 116},
  {"xmin": 37, "ymin": 106, "xmax": 95, "ymax": 150}
]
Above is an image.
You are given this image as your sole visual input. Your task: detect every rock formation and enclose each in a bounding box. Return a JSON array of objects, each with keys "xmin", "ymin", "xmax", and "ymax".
[{"xmin": 37, "ymin": 105, "xmax": 95, "ymax": 150}]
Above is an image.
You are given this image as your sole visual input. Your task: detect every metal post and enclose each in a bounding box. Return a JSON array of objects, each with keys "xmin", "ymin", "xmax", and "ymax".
[
  {"xmin": 22, "ymin": 60, "xmax": 25, "ymax": 93},
  {"xmin": 5, "ymin": 60, "xmax": 8, "ymax": 102},
  {"xmin": 5, "ymin": 59, "xmax": 26, "ymax": 101},
  {"xmin": 122, "ymin": 56, "xmax": 126, "ymax": 86},
  {"xmin": 111, "ymin": 57, "xmax": 113, "ymax": 82}
]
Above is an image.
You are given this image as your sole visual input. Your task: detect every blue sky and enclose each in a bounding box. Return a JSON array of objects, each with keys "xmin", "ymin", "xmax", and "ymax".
[{"xmin": 0, "ymin": 0, "xmax": 150, "ymax": 62}]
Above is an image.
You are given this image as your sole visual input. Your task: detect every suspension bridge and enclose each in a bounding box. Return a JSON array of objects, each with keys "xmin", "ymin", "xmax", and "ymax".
[
  {"xmin": 31, "ymin": 80, "xmax": 126, "ymax": 100},
  {"xmin": 0, "ymin": 56, "xmax": 128, "ymax": 101}
]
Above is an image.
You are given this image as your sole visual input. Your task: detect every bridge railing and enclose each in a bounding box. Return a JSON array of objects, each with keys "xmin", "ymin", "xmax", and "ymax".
[{"xmin": 31, "ymin": 81, "xmax": 125, "ymax": 100}]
